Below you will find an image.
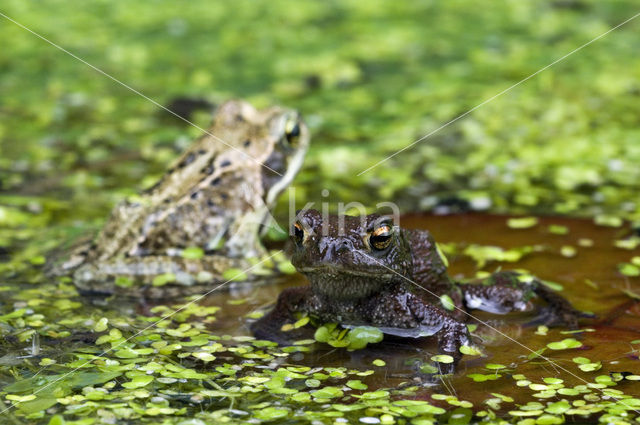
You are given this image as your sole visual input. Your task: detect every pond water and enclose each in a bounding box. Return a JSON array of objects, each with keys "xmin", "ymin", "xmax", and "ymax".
[
  {"xmin": 1, "ymin": 213, "xmax": 639, "ymax": 424},
  {"xmin": 207, "ymin": 214, "xmax": 640, "ymax": 404}
]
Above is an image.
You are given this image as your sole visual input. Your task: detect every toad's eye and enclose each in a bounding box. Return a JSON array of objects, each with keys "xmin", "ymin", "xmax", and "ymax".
[
  {"xmin": 292, "ymin": 221, "xmax": 305, "ymax": 246},
  {"xmin": 370, "ymin": 224, "xmax": 393, "ymax": 250},
  {"xmin": 284, "ymin": 116, "xmax": 301, "ymax": 147}
]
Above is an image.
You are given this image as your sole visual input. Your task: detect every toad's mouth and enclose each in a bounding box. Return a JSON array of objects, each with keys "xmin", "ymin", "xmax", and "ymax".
[
  {"xmin": 296, "ymin": 265, "xmax": 396, "ymax": 299},
  {"xmin": 296, "ymin": 265, "xmax": 394, "ymax": 280}
]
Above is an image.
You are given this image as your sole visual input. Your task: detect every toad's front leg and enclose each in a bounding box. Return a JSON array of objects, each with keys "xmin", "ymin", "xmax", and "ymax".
[
  {"xmin": 460, "ymin": 271, "xmax": 592, "ymax": 328},
  {"xmin": 402, "ymin": 294, "xmax": 471, "ymax": 373},
  {"xmin": 250, "ymin": 286, "xmax": 315, "ymax": 344}
]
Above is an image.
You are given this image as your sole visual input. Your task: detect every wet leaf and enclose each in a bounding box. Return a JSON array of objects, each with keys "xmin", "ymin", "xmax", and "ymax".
[
  {"xmin": 152, "ymin": 273, "xmax": 176, "ymax": 286},
  {"xmin": 181, "ymin": 246, "xmax": 204, "ymax": 259},
  {"xmin": 436, "ymin": 243, "xmax": 449, "ymax": 267},
  {"xmin": 548, "ymin": 225, "xmax": 568, "ymax": 235},
  {"xmin": 507, "ymin": 217, "xmax": 538, "ymax": 229},
  {"xmin": 618, "ymin": 263, "xmax": 640, "ymax": 277},
  {"xmin": 546, "ymin": 338, "xmax": 582, "ymax": 350},
  {"xmin": 122, "ymin": 374, "xmax": 154, "ymax": 389},
  {"xmin": 222, "ymin": 268, "xmax": 248, "ymax": 281},
  {"xmin": 440, "ymin": 294, "xmax": 455, "ymax": 311},
  {"xmin": 94, "ymin": 317, "xmax": 109, "ymax": 332},
  {"xmin": 459, "ymin": 345, "xmax": 483, "ymax": 356},
  {"xmin": 312, "ymin": 386, "xmax": 343, "ymax": 399},
  {"xmin": 467, "ymin": 373, "xmax": 501, "ymax": 382},
  {"xmin": 347, "ymin": 379, "xmax": 368, "ymax": 390}
]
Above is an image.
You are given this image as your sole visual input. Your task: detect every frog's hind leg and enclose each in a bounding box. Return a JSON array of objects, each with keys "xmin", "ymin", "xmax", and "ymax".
[{"xmin": 459, "ymin": 271, "xmax": 592, "ymax": 328}]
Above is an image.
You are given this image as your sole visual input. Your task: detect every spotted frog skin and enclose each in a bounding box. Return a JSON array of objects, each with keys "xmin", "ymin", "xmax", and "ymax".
[
  {"xmin": 252, "ymin": 209, "xmax": 588, "ymax": 369},
  {"xmin": 56, "ymin": 100, "xmax": 310, "ymax": 297}
]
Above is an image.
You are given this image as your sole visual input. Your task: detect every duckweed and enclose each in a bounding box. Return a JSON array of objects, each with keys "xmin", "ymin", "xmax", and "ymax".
[
  {"xmin": 314, "ymin": 323, "xmax": 384, "ymax": 350},
  {"xmin": 439, "ymin": 294, "xmax": 455, "ymax": 311},
  {"xmin": 546, "ymin": 338, "xmax": 582, "ymax": 350},
  {"xmin": 459, "ymin": 345, "xmax": 483, "ymax": 356},
  {"xmin": 1, "ymin": 1, "xmax": 640, "ymax": 423},
  {"xmin": 548, "ymin": 225, "xmax": 569, "ymax": 235},
  {"xmin": 463, "ymin": 245, "xmax": 536, "ymax": 268},
  {"xmin": 180, "ymin": 247, "xmax": 204, "ymax": 260},
  {"xmin": 467, "ymin": 374, "xmax": 502, "ymax": 383},
  {"xmin": 507, "ymin": 217, "xmax": 539, "ymax": 229},
  {"xmin": 430, "ymin": 355, "xmax": 454, "ymax": 364},
  {"xmin": 221, "ymin": 268, "xmax": 248, "ymax": 282}
]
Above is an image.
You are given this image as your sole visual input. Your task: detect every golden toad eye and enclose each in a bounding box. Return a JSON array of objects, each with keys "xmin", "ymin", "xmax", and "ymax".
[
  {"xmin": 370, "ymin": 224, "xmax": 393, "ymax": 250},
  {"xmin": 284, "ymin": 116, "xmax": 301, "ymax": 147},
  {"xmin": 292, "ymin": 221, "xmax": 305, "ymax": 246}
]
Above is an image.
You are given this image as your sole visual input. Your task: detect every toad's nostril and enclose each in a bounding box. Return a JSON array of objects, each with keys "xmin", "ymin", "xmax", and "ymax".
[{"xmin": 336, "ymin": 240, "xmax": 351, "ymax": 253}]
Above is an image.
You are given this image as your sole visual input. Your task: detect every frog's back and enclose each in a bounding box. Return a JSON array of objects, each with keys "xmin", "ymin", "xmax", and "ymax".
[
  {"xmin": 90, "ymin": 100, "xmax": 282, "ymax": 261},
  {"xmin": 49, "ymin": 99, "xmax": 311, "ymax": 297}
]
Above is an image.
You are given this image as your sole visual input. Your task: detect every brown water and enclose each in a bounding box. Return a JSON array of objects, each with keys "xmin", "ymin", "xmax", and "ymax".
[{"xmin": 202, "ymin": 213, "xmax": 640, "ymax": 406}]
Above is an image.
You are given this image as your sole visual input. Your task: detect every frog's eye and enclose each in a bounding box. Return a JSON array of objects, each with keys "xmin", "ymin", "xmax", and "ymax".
[
  {"xmin": 284, "ymin": 116, "xmax": 301, "ymax": 147},
  {"xmin": 292, "ymin": 221, "xmax": 305, "ymax": 246},
  {"xmin": 370, "ymin": 224, "xmax": 393, "ymax": 250}
]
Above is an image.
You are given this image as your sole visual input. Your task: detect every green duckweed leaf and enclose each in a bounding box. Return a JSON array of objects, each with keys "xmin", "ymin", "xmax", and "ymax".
[
  {"xmin": 507, "ymin": 217, "xmax": 538, "ymax": 229},
  {"xmin": 94, "ymin": 317, "xmax": 108, "ymax": 332},
  {"xmin": 618, "ymin": 263, "xmax": 640, "ymax": 277},
  {"xmin": 545, "ymin": 401, "xmax": 570, "ymax": 414},
  {"xmin": 372, "ymin": 359, "xmax": 386, "ymax": 367},
  {"xmin": 560, "ymin": 245, "xmax": 576, "ymax": 258},
  {"xmin": 347, "ymin": 326, "xmax": 383, "ymax": 350},
  {"xmin": 594, "ymin": 215, "xmax": 623, "ymax": 228},
  {"xmin": 222, "ymin": 268, "xmax": 248, "ymax": 281},
  {"xmin": 354, "ymin": 390, "xmax": 389, "ymax": 399},
  {"xmin": 152, "ymin": 273, "xmax": 176, "ymax": 286},
  {"xmin": 436, "ymin": 243, "xmax": 449, "ymax": 268},
  {"xmin": 467, "ymin": 373, "xmax": 501, "ymax": 382},
  {"xmin": 430, "ymin": 354, "xmax": 454, "ymax": 364},
  {"xmin": 122, "ymin": 374, "xmax": 154, "ymax": 389},
  {"xmin": 347, "ymin": 379, "xmax": 368, "ymax": 390},
  {"xmin": 578, "ymin": 361, "xmax": 602, "ymax": 372},
  {"xmin": 548, "ymin": 225, "xmax": 569, "ymax": 235},
  {"xmin": 440, "ymin": 294, "xmax": 455, "ymax": 311},
  {"xmin": 277, "ymin": 260, "xmax": 296, "ymax": 274},
  {"xmin": 312, "ymin": 386, "xmax": 343, "ymax": 399},
  {"xmin": 485, "ymin": 363, "xmax": 506, "ymax": 370},
  {"xmin": 115, "ymin": 276, "xmax": 134, "ymax": 287},
  {"xmin": 181, "ymin": 246, "xmax": 204, "ymax": 259},
  {"xmin": 393, "ymin": 399, "xmax": 446, "ymax": 415},
  {"xmin": 254, "ymin": 407, "xmax": 289, "ymax": 421},
  {"xmin": 459, "ymin": 345, "xmax": 483, "ymax": 356},
  {"xmin": 48, "ymin": 415, "xmax": 65, "ymax": 425},
  {"xmin": 540, "ymin": 280, "xmax": 564, "ymax": 291},
  {"xmin": 448, "ymin": 407, "xmax": 473, "ymax": 425},
  {"xmin": 546, "ymin": 338, "xmax": 582, "ymax": 350}
]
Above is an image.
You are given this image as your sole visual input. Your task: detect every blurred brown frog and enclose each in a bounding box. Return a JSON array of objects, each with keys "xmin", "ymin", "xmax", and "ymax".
[{"xmin": 53, "ymin": 100, "xmax": 310, "ymax": 297}]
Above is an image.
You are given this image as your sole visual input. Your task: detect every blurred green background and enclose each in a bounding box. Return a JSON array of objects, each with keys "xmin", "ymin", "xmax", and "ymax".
[{"xmin": 1, "ymin": 0, "xmax": 639, "ymax": 227}]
